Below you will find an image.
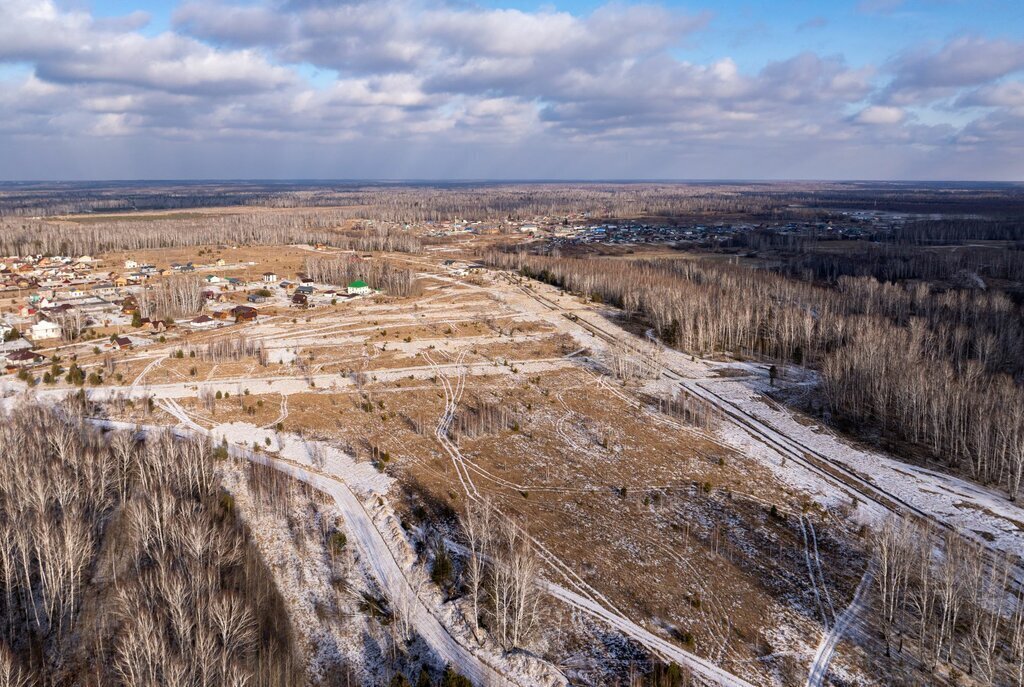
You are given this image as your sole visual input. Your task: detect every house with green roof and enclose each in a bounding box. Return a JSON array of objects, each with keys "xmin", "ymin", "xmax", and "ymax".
[{"xmin": 347, "ymin": 280, "xmax": 371, "ymax": 296}]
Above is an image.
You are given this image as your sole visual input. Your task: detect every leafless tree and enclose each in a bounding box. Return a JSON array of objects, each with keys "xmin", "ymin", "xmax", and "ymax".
[
  {"xmin": 0, "ymin": 402, "xmax": 303, "ymax": 686},
  {"xmin": 486, "ymin": 518, "xmax": 542, "ymax": 651},
  {"xmin": 462, "ymin": 498, "xmax": 494, "ymax": 641}
]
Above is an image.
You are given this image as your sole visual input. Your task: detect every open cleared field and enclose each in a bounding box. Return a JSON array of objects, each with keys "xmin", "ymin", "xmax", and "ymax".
[{"xmin": 5, "ymin": 242, "xmax": 1024, "ymax": 687}]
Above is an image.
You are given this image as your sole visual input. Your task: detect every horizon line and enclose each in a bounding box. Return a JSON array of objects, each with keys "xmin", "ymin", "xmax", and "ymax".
[{"xmin": 1, "ymin": 178, "xmax": 1022, "ymax": 186}]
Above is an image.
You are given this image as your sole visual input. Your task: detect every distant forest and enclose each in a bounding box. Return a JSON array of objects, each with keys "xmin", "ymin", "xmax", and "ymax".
[{"xmin": 3, "ymin": 180, "xmax": 1024, "ymax": 220}]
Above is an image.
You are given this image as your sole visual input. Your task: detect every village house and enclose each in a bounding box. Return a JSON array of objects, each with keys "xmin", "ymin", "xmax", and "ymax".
[
  {"xmin": 262, "ymin": 272, "xmax": 278, "ymax": 283},
  {"xmin": 189, "ymin": 315, "xmax": 218, "ymax": 330},
  {"xmin": 231, "ymin": 305, "xmax": 258, "ymax": 323},
  {"xmin": 0, "ymin": 337, "xmax": 31, "ymax": 359},
  {"xmin": 29, "ymin": 320, "xmax": 61, "ymax": 341},
  {"xmin": 347, "ymin": 280, "xmax": 371, "ymax": 296},
  {"xmin": 4, "ymin": 349, "xmax": 44, "ymax": 369}
]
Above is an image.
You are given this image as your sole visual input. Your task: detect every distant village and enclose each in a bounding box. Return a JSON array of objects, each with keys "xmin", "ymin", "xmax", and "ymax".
[
  {"xmin": 0, "ymin": 206, "xmax": 913, "ymax": 375},
  {"xmin": 423, "ymin": 208, "xmax": 912, "ymax": 251},
  {"xmin": 0, "ymin": 249, "xmax": 380, "ymax": 375}
]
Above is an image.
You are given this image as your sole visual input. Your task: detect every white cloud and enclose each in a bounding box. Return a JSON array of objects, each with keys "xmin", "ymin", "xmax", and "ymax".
[
  {"xmin": 0, "ymin": 0, "xmax": 1020, "ymax": 178},
  {"xmin": 0, "ymin": 0, "xmax": 293, "ymax": 95},
  {"xmin": 883, "ymin": 36, "xmax": 1024, "ymax": 105},
  {"xmin": 854, "ymin": 105, "xmax": 905, "ymax": 125},
  {"xmin": 958, "ymin": 81, "xmax": 1024, "ymax": 109}
]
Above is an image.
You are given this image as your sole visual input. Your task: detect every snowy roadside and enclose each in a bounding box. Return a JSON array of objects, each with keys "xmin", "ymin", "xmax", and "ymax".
[
  {"xmin": 706, "ymin": 375, "xmax": 1024, "ymax": 560},
  {"xmin": 150, "ymin": 403, "xmax": 566, "ymax": 687}
]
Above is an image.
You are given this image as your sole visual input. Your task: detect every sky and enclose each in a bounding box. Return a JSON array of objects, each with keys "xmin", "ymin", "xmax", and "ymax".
[{"xmin": 1, "ymin": 0, "xmax": 1023, "ymax": 180}]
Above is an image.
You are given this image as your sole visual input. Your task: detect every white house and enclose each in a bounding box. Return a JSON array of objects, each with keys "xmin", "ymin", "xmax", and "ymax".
[
  {"xmin": 29, "ymin": 320, "xmax": 61, "ymax": 341},
  {"xmin": 189, "ymin": 315, "xmax": 219, "ymax": 330},
  {"xmin": 262, "ymin": 272, "xmax": 278, "ymax": 283},
  {"xmin": 205, "ymin": 275, "xmax": 223, "ymax": 284},
  {"xmin": 347, "ymin": 280, "xmax": 372, "ymax": 296},
  {"xmin": 124, "ymin": 259, "xmax": 138, "ymax": 269}
]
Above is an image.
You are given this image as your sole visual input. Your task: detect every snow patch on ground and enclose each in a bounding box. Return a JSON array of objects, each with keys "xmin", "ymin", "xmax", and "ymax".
[
  {"xmin": 267, "ymin": 346, "xmax": 298, "ymax": 364},
  {"xmin": 711, "ymin": 376, "xmax": 1024, "ymax": 559},
  {"xmin": 219, "ymin": 458, "xmax": 382, "ymax": 683}
]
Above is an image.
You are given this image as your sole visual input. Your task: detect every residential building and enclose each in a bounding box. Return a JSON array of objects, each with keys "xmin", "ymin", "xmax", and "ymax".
[
  {"xmin": 347, "ymin": 280, "xmax": 371, "ymax": 296},
  {"xmin": 4, "ymin": 349, "xmax": 43, "ymax": 368},
  {"xmin": 190, "ymin": 315, "xmax": 218, "ymax": 329},
  {"xmin": 231, "ymin": 305, "xmax": 258, "ymax": 322},
  {"xmin": 29, "ymin": 320, "xmax": 61, "ymax": 340}
]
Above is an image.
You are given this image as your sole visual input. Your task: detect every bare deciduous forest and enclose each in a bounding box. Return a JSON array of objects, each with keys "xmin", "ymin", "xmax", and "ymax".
[
  {"xmin": 872, "ymin": 518, "xmax": 1023, "ymax": 686},
  {"xmin": 0, "ymin": 402, "xmax": 302, "ymax": 687},
  {"xmin": 304, "ymin": 256, "xmax": 421, "ymax": 297},
  {"xmin": 489, "ymin": 250, "xmax": 1024, "ymax": 499},
  {"xmin": 0, "ymin": 215, "xmax": 420, "ymax": 256}
]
